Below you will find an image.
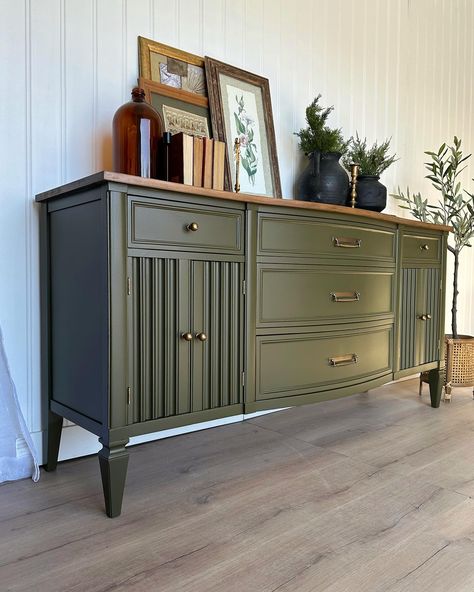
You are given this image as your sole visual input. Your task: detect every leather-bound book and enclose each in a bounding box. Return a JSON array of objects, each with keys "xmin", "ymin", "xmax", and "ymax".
[
  {"xmin": 212, "ymin": 140, "xmax": 226, "ymax": 191},
  {"xmin": 193, "ymin": 136, "xmax": 204, "ymax": 187},
  {"xmin": 202, "ymin": 138, "xmax": 214, "ymax": 189},
  {"xmin": 169, "ymin": 132, "xmax": 194, "ymax": 185}
]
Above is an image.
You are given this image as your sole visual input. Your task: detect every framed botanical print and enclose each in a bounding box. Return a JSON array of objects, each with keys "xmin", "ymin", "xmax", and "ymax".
[
  {"xmin": 205, "ymin": 57, "xmax": 281, "ymax": 197},
  {"xmin": 139, "ymin": 78, "xmax": 211, "ymax": 139}
]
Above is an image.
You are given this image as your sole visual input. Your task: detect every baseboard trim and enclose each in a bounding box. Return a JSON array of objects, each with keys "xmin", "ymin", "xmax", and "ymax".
[{"xmin": 32, "ymin": 407, "xmax": 287, "ymax": 465}]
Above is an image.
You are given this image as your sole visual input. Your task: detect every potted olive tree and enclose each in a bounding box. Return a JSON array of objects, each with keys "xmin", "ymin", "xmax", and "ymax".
[
  {"xmin": 296, "ymin": 95, "xmax": 350, "ymax": 205},
  {"xmin": 393, "ymin": 137, "xmax": 474, "ymax": 401},
  {"xmin": 343, "ymin": 134, "xmax": 398, "ymax": 212}
]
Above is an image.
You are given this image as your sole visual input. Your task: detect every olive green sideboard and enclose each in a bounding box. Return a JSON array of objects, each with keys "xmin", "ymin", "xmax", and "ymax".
[{"xmin": 36, "ymin": 172, "xmax": 449, "ymax": 517}]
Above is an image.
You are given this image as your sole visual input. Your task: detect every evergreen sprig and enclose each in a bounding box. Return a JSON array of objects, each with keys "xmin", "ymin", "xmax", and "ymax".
[
  {"xmin": 295, "ymin": 95, "xmax": 349, "ymax": 155},
  {"xmin": 343, "ymin": 133, "xmax": 398, "ymax": 176}
]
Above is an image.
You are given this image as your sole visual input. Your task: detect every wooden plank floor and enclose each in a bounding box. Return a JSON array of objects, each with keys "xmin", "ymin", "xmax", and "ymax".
[{"xmin": 1, "ymin": 379, "xmax": 474, "ymax": 592}]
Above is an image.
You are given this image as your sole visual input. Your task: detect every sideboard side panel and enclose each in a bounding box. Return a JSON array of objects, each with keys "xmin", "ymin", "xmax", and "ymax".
[{"xmin": 49, "ymin": 188, "xmax": 108, "ymax": 426}]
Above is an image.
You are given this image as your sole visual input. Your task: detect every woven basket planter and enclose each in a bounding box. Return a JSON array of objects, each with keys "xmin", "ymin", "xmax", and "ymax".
[
  {"xmin": 444, "ymin": 334, "xmax": 474, "ymax": 400},
  {"xmin": 419, "ymin": 334, "xmax": 474, "ymax": 402}
]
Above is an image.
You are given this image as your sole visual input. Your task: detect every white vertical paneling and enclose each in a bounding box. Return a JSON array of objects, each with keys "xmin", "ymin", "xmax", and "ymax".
[
  {"xmin": 332, "ymin": 0, "xmax": 351, "ymax": 139},
  {"xmin": 243, "ymin": 0, "xmax": 263, "ymax": 74},
  {"xmin": 202, "ymin": 0, "xmax": 225, "ymax": 59},
  {"xmin": 224, "ymin": 0, "xmax": 245, "ymax": 67},
  {"xmin": 262, "ymin": 0, "xmax": 281, "ymax": 189},
  {"xmin": 64, "ymin": 0, "xmax": 95, "ymax": 180},
  {"xmin": 96, "ymin": 0, "xmax": 124, "ymax": 170},
  {"xmin": 292, "ymin": 0, "xmax": 313, "ymax": 193},
  {"xmin": 278, "ymin": 2, "xmax": 296, "ymax": 197},
  {"xmin": 2, "ymin": 0, "xmax": 474, "ymax": 462},
  {"xmin": 153, "ymin": 0, "xmax": 180, "ymax": 47},
  {"xmin": 125, "ymin": 0, "xmax": 153, "ymax": 90},
  {"xmin": 0, "ymin": 1, "xmax": 29, "ymax": 426},
  {"xmin": 177, "ymin": 0, "xmax": 203, "ymax": 55},
  {"xmin": 30, "ymin": 0, "xmax": 63, "ymax": 432}
]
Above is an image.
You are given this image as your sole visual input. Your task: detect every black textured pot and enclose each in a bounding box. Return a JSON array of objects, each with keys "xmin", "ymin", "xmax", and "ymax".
[
  {"xmin": 355, "ymin": 175, "xmax": 387, "ymax": 212},
  {"xmin": 297, "ymin": 151, "xmax": 349, "ymax": 205}
]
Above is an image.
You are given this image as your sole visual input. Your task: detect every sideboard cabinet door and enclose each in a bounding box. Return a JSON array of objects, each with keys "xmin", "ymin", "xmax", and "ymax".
[
  {"xmin": 399, "ymin": 267, "xmax": 441, "ymax": 370},
  {"xmin": 128, "ymin": 256, "xmax": 244, "ymax": 425}
]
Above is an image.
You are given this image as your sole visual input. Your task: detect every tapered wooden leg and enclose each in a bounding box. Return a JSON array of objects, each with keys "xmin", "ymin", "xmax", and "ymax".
[
  {"xmin": 98, "ymin": 439, "xmax": 129, "ymax": 518},
  {"xmin": 44, "ymin": 410, "xmax": 63, "ymax": 471},
  {"xmin": 428, "ymin": 368, "xmax": 443, "ymax": 408}
]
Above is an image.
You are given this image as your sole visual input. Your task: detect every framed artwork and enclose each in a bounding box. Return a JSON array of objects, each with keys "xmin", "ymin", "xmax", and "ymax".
[
  {"xmin": 204, "ymin": 57, "xmax": 281, "ymax": 197},
  {"xmin": 139, "ymin": 78, "xmax": 211, "ymax": 138},
  {"xmin": 138, "ymin": 37, "xmax": 207, "ymax": 100}
]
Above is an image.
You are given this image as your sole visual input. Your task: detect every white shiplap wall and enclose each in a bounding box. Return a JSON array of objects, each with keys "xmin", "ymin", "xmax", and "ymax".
[{"xmin": 1, "ymin": 0, "xmax": 474, "ymax": 462}]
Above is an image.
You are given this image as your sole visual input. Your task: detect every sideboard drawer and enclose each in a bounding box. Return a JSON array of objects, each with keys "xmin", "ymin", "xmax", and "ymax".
[
  {"xmin": 256, "ymin": 325, "xmax": 392, "ymax": 401},
  {"xmin": 258, "ymin": 213, "xmax": 396, "ymax": 263},
  {"xmin": 128, "ymin": 197, "xmax": 244, "ymax": 254},
  {"xmin": 402, "ymin": 233, "xmax": 442, "ymax": 264},
  {"xmin": 257, "ymin": 265, "xmax": 394, "ymax": 326}
]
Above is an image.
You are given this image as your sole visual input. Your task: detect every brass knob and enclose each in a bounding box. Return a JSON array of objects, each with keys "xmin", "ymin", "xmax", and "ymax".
[
  {"xmin": 420, "ymin": 244, "xmax": 430, "ymax": 251},
  {"xmin": 186, "ymin": 222, "xmax": 199, "ymax": 232},
  {"xmin": 181, "ymin": 332, "xmax": 193, "ymax": 341},
  {"xmin": 195, "ymin": 332, "xmax": 207, "ymax": 342},
  {"xmin": 426, "ymin": 314, "xmax": 432, "ymax": 320},
  {"xmin": 419, "ymin": 314, "xmax": 427, "ymax": 321}
]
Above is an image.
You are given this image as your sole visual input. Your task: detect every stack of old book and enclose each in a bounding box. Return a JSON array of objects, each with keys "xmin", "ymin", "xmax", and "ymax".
[{"xmin": 169, "ymin": 132, "xmax": 226, "ymax": 190}]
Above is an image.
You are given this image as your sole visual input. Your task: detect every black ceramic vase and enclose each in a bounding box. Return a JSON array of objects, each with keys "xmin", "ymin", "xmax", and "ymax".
[
  {"xmin": 297, "ymin": 151, "xmax": 350, "ymax": 205},
  {"xmin": 355, "ymin": 175, "xmax": 387, "ymax": 212}
]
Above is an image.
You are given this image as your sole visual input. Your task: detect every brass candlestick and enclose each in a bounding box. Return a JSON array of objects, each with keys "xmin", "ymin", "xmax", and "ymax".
[
  {"xmin": 234, "ymin": 137, "xmax": 241, "ymax": 193},
  {"xmin": 349, "ymin": 163, "xmax": 359, "ymax": 208}
]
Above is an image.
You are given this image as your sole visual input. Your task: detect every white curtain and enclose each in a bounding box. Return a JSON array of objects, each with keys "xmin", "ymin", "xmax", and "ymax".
[{"xmin": 0, "ymin": 326, "xmax": 39, "ymax": 483}]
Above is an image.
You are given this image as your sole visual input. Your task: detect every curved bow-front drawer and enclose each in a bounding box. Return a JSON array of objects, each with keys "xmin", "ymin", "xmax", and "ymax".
[
  {"xmin": 257, "ymin": 212, "xmax": 396, "ymax": 264},
  {"xmin": 256, "ymin": 323, "xmax": 392, "ymax": 401},
  {"xmin": 128, "ymin": 196, "xmax": 244, "ymax": 254},
  {"xmin": 257, "ymin": 265, "xmax": 394, "ymax": 327}
]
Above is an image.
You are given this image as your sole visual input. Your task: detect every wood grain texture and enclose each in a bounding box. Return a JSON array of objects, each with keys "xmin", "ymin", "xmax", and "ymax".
[
  {"xmin": 1, "ymin": 379, "xmax": 474, "ymax": 591},
  {"xmin": 35, "ymin": 172, "xmax": 452, "ymax": 233}
]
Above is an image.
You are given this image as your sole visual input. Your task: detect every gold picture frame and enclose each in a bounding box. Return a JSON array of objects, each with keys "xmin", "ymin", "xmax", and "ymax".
[
  {"xmin": 138, "ymin": 36, "xmax": 208, "ymax": 105},
  {"xmin": 140, "ymin": 77, "xmax": 211, "ymax": 138}
]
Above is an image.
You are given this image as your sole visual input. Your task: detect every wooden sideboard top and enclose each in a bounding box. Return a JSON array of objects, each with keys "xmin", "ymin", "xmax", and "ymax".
[{"xmin": 35, "ymin": 171, "xmax": 452, "ymax": 233}]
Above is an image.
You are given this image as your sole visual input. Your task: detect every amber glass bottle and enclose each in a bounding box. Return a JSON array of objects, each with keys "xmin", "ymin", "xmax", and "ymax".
[{"xmin": 112, "ymin": 87, "xmax": 163, "ymax": 178}]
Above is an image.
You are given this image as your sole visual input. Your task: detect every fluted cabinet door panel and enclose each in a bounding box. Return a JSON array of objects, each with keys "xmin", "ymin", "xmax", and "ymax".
[
  {"xmin": 129, "ymin": 257, "xmax": 243, "ymax": 425},
  {"xmin": 400, "ymin": 268, "xmax": 417, "ymax": 370},
  {"xmin": 420, "ymin": 267, "xmax": 440, "ymax": 364},
  {"xmin": 400, "ymin": 267, "xmax": 440, "ymax": 370},
  {"xmin": 193, "ymin": 260, "xmax": 243, "ymax": 410},
  {"xmin": 130, "ymin": 258, "xmax": 184, "ymax": 424}
]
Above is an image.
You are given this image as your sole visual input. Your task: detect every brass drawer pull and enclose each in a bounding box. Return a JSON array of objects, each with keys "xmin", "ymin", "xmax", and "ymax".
[
  {"xmin": 420, "ymin": 243, "xmax": 430, "ymax": 251},
  {"xmin": 331, "ymin": 291, "xmax": 360, "ymax": 303},
  {"xmin": 195, "ymin": 332, "xmax": 207, "ymax": 342},
  {"xmin": 181, "ymin": 332, "xmax": 193, "ymax": 341},
  {"xmin": 329, "ymin": 354, "xmax": 358, "ymax": 367},
  {"xmin": 186, "ymin": 222, "xmax": 199, "ymax": 232},
  {"xmin": 333, "ymin": 236, "xmax": 362, "ymax": 248}
]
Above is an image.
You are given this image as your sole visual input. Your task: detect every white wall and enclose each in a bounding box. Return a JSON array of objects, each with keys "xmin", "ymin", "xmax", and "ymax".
[{"xmin": 1, "ymin": 0, "xmax": 474, "ymax": 461}]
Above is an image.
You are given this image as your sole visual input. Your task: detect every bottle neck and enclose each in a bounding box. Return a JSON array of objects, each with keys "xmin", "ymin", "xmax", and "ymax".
[{"xmin": 131, "ymin": 87, "xmax": 146, "ymax": 102}]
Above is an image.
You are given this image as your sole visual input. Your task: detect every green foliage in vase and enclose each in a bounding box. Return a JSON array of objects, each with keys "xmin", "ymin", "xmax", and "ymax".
[
  {"xmin": 343, "ymin": 133, "xmax": 398, "ymax": 176},
  {"xmin": 295, "ymin": 94, "xmax": 349, "ymax": 155},
  {"xmin": 392, "ymin": 136, "xmax": 474, "ymax": 338}
]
